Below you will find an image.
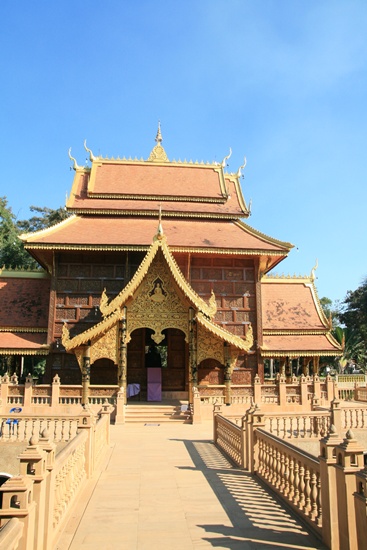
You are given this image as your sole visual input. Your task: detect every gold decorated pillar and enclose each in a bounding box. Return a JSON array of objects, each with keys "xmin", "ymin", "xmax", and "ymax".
[
  {"xmin": 279, "ymin": 358, "xmax": 286, "ymax": 378},
  {"xmin": 302, "ymin": 357, "xmax": 310, "ymax": 376},
  {"xmin": 224, "ymin": 342, "xmax": 232, "ymax": 406},
  {"xmin": 189, "ymin": 308, "xmax": 197, "ymax": 403},
  {"xmin": 82, "ymin": 344, "xmax": 91, "ymax": 407},
  {"xmin": 118, "ymin": 307, "xmax": 128, "ymax": 404},
  {"xmin": 313, "ymin": 356, "xmax": 320, "ymax": 376}
]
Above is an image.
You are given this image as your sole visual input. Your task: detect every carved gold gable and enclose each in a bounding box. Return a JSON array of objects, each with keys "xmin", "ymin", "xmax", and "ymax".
[
  {"xmin": 90, "ymin": 324, "xmax": 119, "ymax": 364},
  {"xmin": 127, "ymin": 251, "xmax": 189, "ymax": 344},
  {"xmin": 197, "ymin": 324, "xmax": 224, "ymax": 364}
]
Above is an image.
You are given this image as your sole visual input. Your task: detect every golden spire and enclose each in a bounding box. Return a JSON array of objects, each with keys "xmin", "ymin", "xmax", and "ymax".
[
  {"xmin": 155, "ymin": 120, "xmax": 163, "ymax": 145},
  {"xmin": 148, "ymin": 122, "xmax": 169, "ymax": 162},
  {"xmin": 157, "ymin": 204, "xmax": 164, "ymax": 239}
]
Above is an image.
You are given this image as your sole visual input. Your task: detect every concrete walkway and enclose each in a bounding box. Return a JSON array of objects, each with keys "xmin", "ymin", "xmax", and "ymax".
[{"xmin": 57, "ymin": 422, "xmax": 326, "ymax": 550}]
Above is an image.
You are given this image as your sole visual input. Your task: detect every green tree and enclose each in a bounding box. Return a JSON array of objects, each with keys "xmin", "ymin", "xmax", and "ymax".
[
  {"xmin": 332, "ymin": 326, "xmax": 366, "ymax": 373},
  {"xmin": 0, "ymin": 196, "xmax": 37, "ymax": 269},
  {"xmin": 1, "ymin": 200, "xmax": 70, "ymax": 270},
  {"xmin": 339, "ymin": 278, "xmax": 367, "ymax": 343},
  {"xmin": 17, "ymin": 205, "xmax": 69, "ymax": 233}
]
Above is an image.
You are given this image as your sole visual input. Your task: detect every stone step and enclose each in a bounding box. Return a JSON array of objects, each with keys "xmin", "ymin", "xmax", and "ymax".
[{"xmin": 125, "ymin": 402, "xmax": 191, "ymax": 423}]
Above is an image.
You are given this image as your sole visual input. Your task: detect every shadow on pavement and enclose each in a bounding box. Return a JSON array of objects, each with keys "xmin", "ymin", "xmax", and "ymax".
[{"xmin": 172, "ymin": 438, "xmax": 326, "ymax": 550}]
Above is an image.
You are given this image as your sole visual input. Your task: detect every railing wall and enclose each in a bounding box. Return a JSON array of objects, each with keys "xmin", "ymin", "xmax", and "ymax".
[
  {"xmin": 213, "ymin": 407, "xmax": 367, "ymax": 549},
  {"xmin": 0, "ymin": 404, "xmax": 113, "ymax": 550}
]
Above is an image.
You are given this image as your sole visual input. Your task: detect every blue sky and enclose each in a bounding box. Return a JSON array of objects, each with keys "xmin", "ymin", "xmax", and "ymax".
[{"xmin": 1, "ymin": 1, "xmax": 366, "ymax": 304}]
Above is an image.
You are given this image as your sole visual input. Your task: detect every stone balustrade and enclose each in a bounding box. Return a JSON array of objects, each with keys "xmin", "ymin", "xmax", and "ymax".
[
  {"xmin": 213, "ymin": 407, "xmax": 367, "ymax": 549},
  {"xmin": 0, "ymin": 415, "xmax": 80, "ymax": 442},
  {"xmin": 0, "ymin": 374, "xmax": 119, "ymax": 417},
  {"xmin": 355, "ymin": 386, "xmax": 367, "ymax": 402},
  {"xmin": 0, "ymin": 403, "xmax": 113, "ymax": 550},
  {"xmin": 265, "ymin": 411, "xmax": 330, "ymax": 439},
  {"xmin": 199, "ymin": 374, "xmax": 335, "ymax": 414},
  {"xmin": 213, "ymin": 413, "xmax": 243, "ymax": 467},
  {"xmin": 256, "ymin": 428, "xmax": 322, "ymax": 535}
]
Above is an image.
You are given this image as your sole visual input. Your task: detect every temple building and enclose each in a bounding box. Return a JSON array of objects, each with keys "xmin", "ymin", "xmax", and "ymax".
[{"xmin": 0, "ymin": 129, "xmax": 341, "ymax": 403}]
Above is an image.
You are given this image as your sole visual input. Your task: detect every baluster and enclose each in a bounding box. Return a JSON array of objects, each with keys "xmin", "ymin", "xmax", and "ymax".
[
  {"xmin": 316, "ymin": 471, "xmax": 322, "ymax": 527},
  {"xmin": 279, "ymin": 451, "xmax": 286, "ymax": 492},
  {"xmin": 283, "ymin": 455, "xmax": 290, "ymax": 497},
  {"xmin": 298, "ymin": 465, "xmax": 305, "ymax": 511},
  {"xmin": 288, "ymin": 456, "xmax": 295, "ymax": 501},
  {"xmin": 301, "ymin": 417, "xmax": 306, "ymax": 438},
  {"xmin": 60, "ymin": 419, "xmax": 66, "ymax": 441},
  {"xmin": 289, "ymin": 417, "xmax": 293, "ymax": 439},
  {"xmin": 293, "ymin": 460, "xmax": 300, "ymax": 505},
  {"xmin": 276, "ymin": 417, "xmax": 280, "ymax": 437},
  {"xmin": 304, "ymin": 467, "xmax": 312, "ymax": 515},
  {"xmin": 269, "ymin": 444, "xmax": 275, "ymax": 484},
  {"xmin": 310, "ymin": 471, "xmax": 318, "ymax": 521},
  {"xmin": 258, "ymin": 438, "xmax": 264, "ymax": 475},
  {"xmin": 296, "ymin": 416, "xmax": 300, "ymax": 438},
  {"xmin": 263, "ymin": 441, "xmax": 269, "ymax": 480},
  {"xmin": 276, "ymin": 449, "xmax": 282, "ymax": 488}
]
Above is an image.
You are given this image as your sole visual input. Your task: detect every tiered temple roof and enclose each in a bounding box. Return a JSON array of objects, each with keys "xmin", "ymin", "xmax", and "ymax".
[
  {"xmin": 11, "ymin": 130, "xmax": 342, "ymax": 360},
  {"xmin": 261, "ymin": 274, "xmax": 341, "ymax": 357},
  {"xmin": 0, "ymin": 270, "xmax": 50, "ymax": 355}
]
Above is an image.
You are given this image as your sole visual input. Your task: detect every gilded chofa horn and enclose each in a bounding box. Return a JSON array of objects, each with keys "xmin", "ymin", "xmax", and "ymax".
[{"xmin": 68, "ymin": 148, "xmax": 81, "ymax": 170}]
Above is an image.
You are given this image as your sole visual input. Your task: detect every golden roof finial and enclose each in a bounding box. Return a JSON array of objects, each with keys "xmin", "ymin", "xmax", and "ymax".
[
  {"xmin": 148, "ymin": 122, "xmax": 169, "ymax": 162},
  {"xmin": 68, "ymin": 148, "xmax": 81, "ymax": 170},
  {"xmin": 84, "ymin": 139, "xmax": 96, "ymax": 162},
  {"xmin": 157, "ymin": 204, "xmax": 164, "ymax": 239},
  {"xmin": 237, "ymin": 156, "xmax": 247, "ymax": 178},
  {"xmin": 221, "ymin": 147, "xmax": 232, "ymax": 168},
  {"xmin": 310, "ymin": 259, "xmax": 318, "ymax": 281},
  {"xmin": 155, "ymin": 121, "xmax": 163, "ymax": 145}
]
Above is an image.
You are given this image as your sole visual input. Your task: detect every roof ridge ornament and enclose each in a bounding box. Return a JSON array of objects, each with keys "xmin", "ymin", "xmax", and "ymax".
[
  {"xmin": 157, "ymin": 205, "xmax": 164, "ymax": 240},
  {"xmin": 221, "ymin": 147, "xmax": 232, "ymax": 168},
  {"xmin": 237, "ymin": 156, "xmax": 247, "ymax": 178},
  {"xmin": 311, "ymin": 259, "xmax": 318, "ymax": 281},
  {"xmin": 68, "ymin": 148, "xmax": 81, "ymax": 171},
  {"xmin": 147, "ymin": 122, "xmax": 169, "ymax": 163},
  {"xmin": 84, "ymin": 140, "xmax": 96, "ymax": 162}
]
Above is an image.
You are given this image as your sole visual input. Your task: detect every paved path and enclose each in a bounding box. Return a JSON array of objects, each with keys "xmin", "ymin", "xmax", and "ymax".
[{"xmin": 57, "ymin": 422, "xmax": 326, "ymax": 550}]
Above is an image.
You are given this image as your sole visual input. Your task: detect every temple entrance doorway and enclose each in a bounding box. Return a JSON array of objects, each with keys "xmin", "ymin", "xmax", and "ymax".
[{"xmin": 127, "ymin": 327, "xmax": 188, "ymax": 400}]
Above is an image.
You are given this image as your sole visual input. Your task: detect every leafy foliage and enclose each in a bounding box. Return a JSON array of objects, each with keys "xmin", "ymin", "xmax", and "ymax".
[
  {"xmin": 339, "ymin": 278, "xmax": 367, "ymax": 344},
  {"xmin": 0, "ymin": 199, "xmax": 69, "ymax": 270},
  {"xmin": 17, "ymin": 205, "xmax": 69, "ymax": 233},
  {"xmin": 0, "ymin": 197, "xmax": 37, "ymax": 269}
]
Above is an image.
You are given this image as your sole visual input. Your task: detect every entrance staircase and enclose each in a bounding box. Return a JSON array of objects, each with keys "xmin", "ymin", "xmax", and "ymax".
[{"xmin": 125, "ymin": 401, "xmax": 191, "ymax": 423}]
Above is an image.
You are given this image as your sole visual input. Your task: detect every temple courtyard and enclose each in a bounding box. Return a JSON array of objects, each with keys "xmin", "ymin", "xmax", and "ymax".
[{"xmin": 55, "ymin": 421, "xmax": 325, "ymax": 550}]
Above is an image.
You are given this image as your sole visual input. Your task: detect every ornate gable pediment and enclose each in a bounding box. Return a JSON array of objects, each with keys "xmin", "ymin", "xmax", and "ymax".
[{"xmin": 127, "ymin": 251, "xmax": 189, "ymax": 344}]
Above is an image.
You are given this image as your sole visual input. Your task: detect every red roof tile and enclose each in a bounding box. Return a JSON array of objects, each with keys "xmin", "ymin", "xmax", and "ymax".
[
  {"xmin": 67, "ymin": 170, "xmax": 246, "ymax": 217},
  {"xmin": 262, "ymin": 334, "xmax": 340, "ymax": 354},
  {"xmin": 23, "ymin": 217, "xmax": 290, "ymax": 253},
  {"xmin": 261, "ymin": 281, "xmax": 326, "ymax": 330},
  {"xmin": 0, "ymin": 277, "xmax": 50, "ymax": 328},
  {"xmin": 90, "ymin": 163, "xmax": 225, "ymax": 199},
  {"xmin": 0, "ymin": 332, "xmax": 48, "ymax": 351}
]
